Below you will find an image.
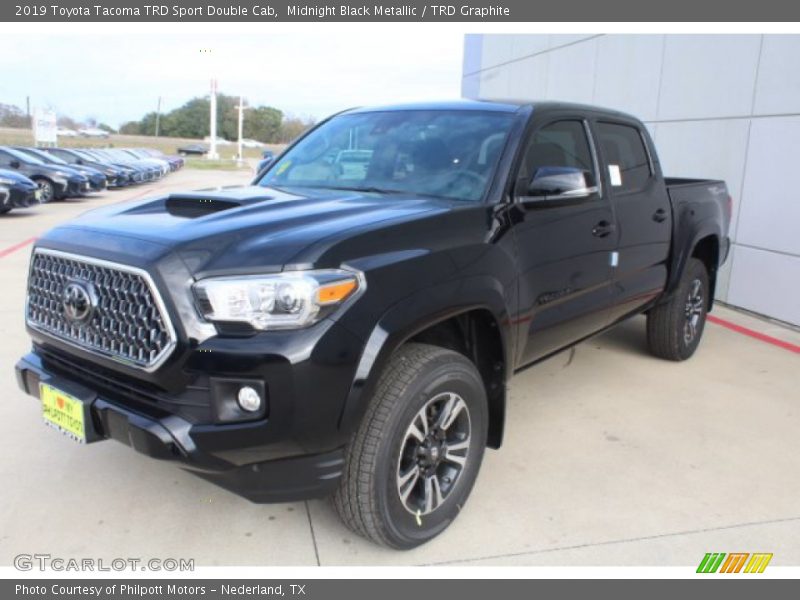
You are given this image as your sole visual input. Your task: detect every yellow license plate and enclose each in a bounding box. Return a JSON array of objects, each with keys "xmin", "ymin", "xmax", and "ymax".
[{"xmin": 41, "ymin": 383, "xmax": 86, "ymax": 442}]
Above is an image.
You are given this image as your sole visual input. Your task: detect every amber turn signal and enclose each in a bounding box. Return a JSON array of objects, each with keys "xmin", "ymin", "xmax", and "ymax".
[{"xmin": 316, "ymin": 279, "xmax": 358, "ymax": 305}]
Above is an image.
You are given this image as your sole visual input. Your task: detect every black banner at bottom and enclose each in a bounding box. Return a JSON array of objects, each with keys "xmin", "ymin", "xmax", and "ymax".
[{"xmin": 3, "ymin": 579, "xmax": 797, "ymax": 600}]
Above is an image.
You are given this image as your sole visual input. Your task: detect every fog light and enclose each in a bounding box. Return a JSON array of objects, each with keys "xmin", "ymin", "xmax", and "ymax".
[{"xmin": 237, "ymin": 386, "xmax": 262, "ymax": 412}]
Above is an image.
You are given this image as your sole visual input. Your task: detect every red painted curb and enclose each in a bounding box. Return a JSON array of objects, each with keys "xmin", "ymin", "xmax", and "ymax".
[
  {"xmin": 708, "ymin": 315, "xmax": 800, "ymax": 354},
  {"xmin": 0, "ymin": 237, "xmax": 36, "ymax": 259}
]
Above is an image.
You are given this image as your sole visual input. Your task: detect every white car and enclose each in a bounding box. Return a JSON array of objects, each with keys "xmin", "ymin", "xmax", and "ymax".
[
  {"xmin": 78, "ymin": 128, "xmax": 110, "ymax": 138},
  {"xmin": 203, "ymin": 136, "xmax": 233, "ymax": 146},
  {"xmin": 241, "ymin": 138, "xmax": 266, "ymax": 148},
  {"xmin": 56, "ymin": 128, "xmax": 78, "ymax": 138}
]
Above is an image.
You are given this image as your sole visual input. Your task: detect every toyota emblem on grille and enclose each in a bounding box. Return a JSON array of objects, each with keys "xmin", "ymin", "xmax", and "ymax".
[{"xmin": 62, "ymin": 281, "xmax": 94, "ymax": 323}]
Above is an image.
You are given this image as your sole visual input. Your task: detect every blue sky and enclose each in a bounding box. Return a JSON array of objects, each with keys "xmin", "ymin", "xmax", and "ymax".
[{"xmin": 0, "ymin": 31, "xmax": 464, "ymax": 126}]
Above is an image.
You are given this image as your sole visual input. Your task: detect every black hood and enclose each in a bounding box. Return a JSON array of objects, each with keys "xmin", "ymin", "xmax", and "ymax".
[{"xmin": 37, "ymin": 185, "xmax": 475, "ymax": 276}]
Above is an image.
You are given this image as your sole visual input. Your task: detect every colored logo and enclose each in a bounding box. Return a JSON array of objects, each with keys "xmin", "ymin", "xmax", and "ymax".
[{"xmin": 697, "ymin": 552, "xmax": 773, "ymax": 573}]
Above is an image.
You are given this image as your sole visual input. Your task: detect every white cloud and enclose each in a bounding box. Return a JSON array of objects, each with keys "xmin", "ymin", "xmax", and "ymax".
[{"xmin": 0, "ymin": 31, "xmax": 464, "ymax": 126}]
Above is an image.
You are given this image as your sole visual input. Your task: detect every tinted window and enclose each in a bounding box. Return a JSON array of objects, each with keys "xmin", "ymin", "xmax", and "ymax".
[
  {"xmin": 259, "ymin": 110, "xmax": 515, "ymax": 203},
  {"xmin": 521, "ymin": 120, "xmax": 597, "ymax": 197},
  {"xmin": 524, "ymin": 120, "xmax": 595, "ymax": 173},
  {"xmin": 2, "ymin": 147, "xmax": 42, "ymax": 164},
  {"xmin": 595, "ymin": 122, "xmax": 651, "ymax": 193}
]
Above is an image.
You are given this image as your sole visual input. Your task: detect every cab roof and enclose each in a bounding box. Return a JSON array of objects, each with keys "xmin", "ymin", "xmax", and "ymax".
[{"xmin": 345, "ymin": 99, "xmax": 637, "ymax": 121}]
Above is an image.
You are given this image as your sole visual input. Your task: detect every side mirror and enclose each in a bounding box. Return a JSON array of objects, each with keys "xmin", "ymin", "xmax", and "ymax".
[
  {"xmin": 10, "ymin": 160, "xmax": 20, "ymax": 169},
  {"xmin": 517, "ymin": 166, "xmax": 598, "ymax": 202}
]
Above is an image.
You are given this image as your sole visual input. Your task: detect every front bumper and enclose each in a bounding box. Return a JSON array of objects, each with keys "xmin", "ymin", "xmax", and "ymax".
[
  {"xmin": 89, "ymin": 176, "xmax": 107, "ymax": 192},
  {"xmin": 15, "ymin": 351, "xmax": 345, "ymax": 502},
  {"xmin": 65, "ymin": 179, "xmax": 89, "ymax": 196},
  {"xmin": 4, "ymin": 185, "xmax": 38, "ymax": 208}
]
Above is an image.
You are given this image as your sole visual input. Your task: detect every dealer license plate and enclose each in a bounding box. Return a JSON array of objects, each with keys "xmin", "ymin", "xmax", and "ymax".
[{"xmin": 41, "ymin": 383, "xmax": 86, "ymax": 442}]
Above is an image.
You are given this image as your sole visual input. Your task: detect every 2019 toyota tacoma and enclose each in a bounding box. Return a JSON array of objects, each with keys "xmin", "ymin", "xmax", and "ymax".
[{"xmin": 16, "ymin": 101, "xmax": 731, "ymax": 548}]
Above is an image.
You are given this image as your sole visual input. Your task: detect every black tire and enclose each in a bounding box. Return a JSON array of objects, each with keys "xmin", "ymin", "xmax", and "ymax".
[
  {"xmin": 647, "ymin": 258, "xmax": 710, "ymax": 361},
  {"xmin": 333, "ymin": 343, "xmax": 488, "ymax": 549},
  {"xmin": 33, "ymin": 178, "xmax": 56, "ymax": 203},
  {"xmin": 0, "ymin": 207, "xmax": 10, "ymax": 215}
]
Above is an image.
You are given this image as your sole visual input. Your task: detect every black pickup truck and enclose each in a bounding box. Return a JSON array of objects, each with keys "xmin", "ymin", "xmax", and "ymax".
[{"xmin": 16, "ymin": 101, "xmax": 731, "ymax": 548}]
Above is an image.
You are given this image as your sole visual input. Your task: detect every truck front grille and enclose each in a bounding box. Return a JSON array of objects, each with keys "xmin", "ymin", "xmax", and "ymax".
[{"xmin": 26, "ymin": 249, "xmax": 176, "ymax": 370}]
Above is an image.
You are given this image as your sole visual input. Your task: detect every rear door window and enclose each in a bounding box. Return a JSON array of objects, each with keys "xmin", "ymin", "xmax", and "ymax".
[
  {"xmin": 520, "ymin": 119, "xmax": 599, "ymax": 198},
  {"xmin": 595, "ymin": 122, "xmax": 652, "ymax": 193}
]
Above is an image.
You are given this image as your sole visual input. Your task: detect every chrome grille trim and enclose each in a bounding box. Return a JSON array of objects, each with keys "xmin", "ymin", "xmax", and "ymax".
[{"xmin": 25, "ymin": 248, "xmax": 177, "ymax": 372}]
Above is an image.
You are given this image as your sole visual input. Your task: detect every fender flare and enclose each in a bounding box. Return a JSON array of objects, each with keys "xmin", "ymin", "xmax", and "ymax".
[
  {"xmin": 663, "ymin": 217, "xmax": 722, "ymax": 302},
  {"xmin": 336, "ymin": 275, "xmax": 514, "ymax": 443}
]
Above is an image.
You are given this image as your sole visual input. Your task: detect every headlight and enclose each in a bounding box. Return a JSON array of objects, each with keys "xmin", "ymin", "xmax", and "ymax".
[{"xmin": 193, "ymin": 269, "xmax": 364, "ymax": 331}]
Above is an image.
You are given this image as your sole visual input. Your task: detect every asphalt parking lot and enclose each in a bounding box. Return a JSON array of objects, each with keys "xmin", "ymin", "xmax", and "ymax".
[{"xmin": 1, "ymin": 169, "xmax": 798, "ymax": 567}]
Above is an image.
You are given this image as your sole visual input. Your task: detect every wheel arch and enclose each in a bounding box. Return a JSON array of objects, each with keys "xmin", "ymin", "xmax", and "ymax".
[
  {"xmin": 338, "ymin": 297, "xmax": 513, "ymax": 450},
  {"xmin": 663, "ymin": 217, "xmax": 722, "ymax": 309},
  {"xmin": 690, "ymin": 234, "xmax": 720, "ymax": 310}
]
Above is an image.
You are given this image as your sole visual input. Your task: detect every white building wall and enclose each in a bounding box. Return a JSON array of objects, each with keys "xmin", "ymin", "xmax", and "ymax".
[{"xmin": 462, "ymin": 34, "xmax": 800, "ymax": 326}]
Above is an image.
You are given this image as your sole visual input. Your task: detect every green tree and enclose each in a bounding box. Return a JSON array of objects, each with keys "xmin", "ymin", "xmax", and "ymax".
[
  {"xmin": 278, "ymin": 116, "xmax": 316, "ymax": 143},
  {"xmin": 0, "ymin": 103, "xmax": 30, "ymax": 128},
  {"xmin": 116, "ymin": 93, "xmax": 288, "ymax": 142},
  {"xmin": 119, "ymin": 121, "xmax": 141, "ymax": 134},
  {"xmin": 246, "ymin": 106, "xmax": 283, "ymax": 143}
]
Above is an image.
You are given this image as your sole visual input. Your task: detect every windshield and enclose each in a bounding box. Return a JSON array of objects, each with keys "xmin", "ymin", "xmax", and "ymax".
[
  {"xmin": 257, "ymin": 110, "xmax": 514, "ymax": 202},
  {"xmin": 91, "ymin": 150, "xmax": 116, "ymax": 160},
  {"xmin": 24, "ymin": 148, "xmax": 67, "ymax": 165},
  {"xmin": 73, "ymin": 150, "xmax": 96, "ymax": 161},
  {"xmin": 3, "ymin": 147, "xmax": 44, "ymax": 164}
]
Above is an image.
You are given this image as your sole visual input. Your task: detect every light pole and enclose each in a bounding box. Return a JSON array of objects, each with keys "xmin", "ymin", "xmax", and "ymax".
[
  {"xmin": 154, "ymin": 96, "xmax": 161, "ymax": 137},
  {"xmin": 208, "ymin": 78, "xmax": 219, "ymax": 160},
  {"xmin": 237, "ymin": 96, "xmax": 246, "ymax": 166}
]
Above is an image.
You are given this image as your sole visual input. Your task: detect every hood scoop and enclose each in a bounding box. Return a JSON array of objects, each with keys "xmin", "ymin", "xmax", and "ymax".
[
  {"xmin": 165, "ymin": 194, "xmax": 245, "ymax": 218},
  {"xmin": 163, "ymin": 188, "xmax": 282, "ymax": 218}
]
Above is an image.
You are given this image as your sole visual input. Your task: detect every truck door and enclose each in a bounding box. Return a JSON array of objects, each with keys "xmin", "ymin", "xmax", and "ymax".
[
  {"xmin": 512, "ymin": 117, "xmax": 618, "ymax": 366},
  {"xmin": 591, "ymin": 120, "xmax": 672, "ymax": 323}
]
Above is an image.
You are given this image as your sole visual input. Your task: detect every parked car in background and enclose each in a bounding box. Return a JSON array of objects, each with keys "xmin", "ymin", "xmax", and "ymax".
[
  {"xmin": 106, "ymin": 148, "xmax": 166, "ymax": 179},
  {"xmin": 0, "ymin": 169, "xmax": 39, "ymax": 214},
  {"xmin": 13, "ymin": 147, "xmax": 107, "ymax": 192},
  {"xmin": 41, "ymin": 147, "xmax": 130, "ymax": 188},
  {"xmin": 177, "ymin": 143, "xmax": 208, "ymax": 156},
  {"xmin": 136, "ymin": 148, "xmax": 184, "ymax": 171},
  {"xmin": 242, "ymin": 138, "xmax": 266, "ymax": 149},
  {"xmin": 81, "ymin": 149, "xmax": 155, "ymax": 182},
  {"xmin": 204, "ymin": 136, "xmax": 233, "ymax": 146},
  {"xmin": 255, "ymin": 149, "xmax": 275, "ymax": 173},
  {"xmin": 56, "ymin": 127, "xmax": 78, "ymax": 138},
  {"xmin": 78, "ymin": 128, "xmax": 110, "ymax": 138},
  {"xmin": 119, "ymin": 149, "xmax": 170, "ymax": 176},
  {"xmin": 0, "ymin": 147, "xmax": 88, "ymax": 202}
]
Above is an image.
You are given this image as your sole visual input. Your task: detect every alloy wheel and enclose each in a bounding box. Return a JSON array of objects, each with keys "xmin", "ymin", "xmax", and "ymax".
[
  {"xmin": 37, "ymin": 180, "xmax": 53, "ymax": 203},
  {"xmin": 683, "ymin": 278, "xmax": 704, "ymax": 345},
  {"xmin": 396, "ymin": 392, "xmax": 472, "ymax": 516}
]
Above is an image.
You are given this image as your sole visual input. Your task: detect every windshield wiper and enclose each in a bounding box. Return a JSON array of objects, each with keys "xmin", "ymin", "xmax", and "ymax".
[
  {"xmin": 266, "ymin": 184, "xmax": 454, "ymax": 201},
  {"xmin": 321, "ymin": 185, "xmax": 410, "ymax": 195}
]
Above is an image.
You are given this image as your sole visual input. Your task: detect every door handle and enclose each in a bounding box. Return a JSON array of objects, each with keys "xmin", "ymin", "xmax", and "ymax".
[
  {"xmin": 592, "ymin": 220, "xmax": 615, "ymax": 238},
  {"xmin": 653, "ymin": 208, "xmax": 667, "ymax": 223}
]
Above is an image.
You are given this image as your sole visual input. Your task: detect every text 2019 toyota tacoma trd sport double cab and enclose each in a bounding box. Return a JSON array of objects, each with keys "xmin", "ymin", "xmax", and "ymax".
[{"xmin": 16, "ymin": 101, "xmax": 731, "ymax": 548}]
